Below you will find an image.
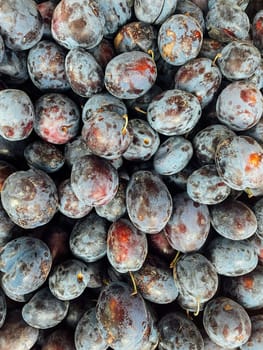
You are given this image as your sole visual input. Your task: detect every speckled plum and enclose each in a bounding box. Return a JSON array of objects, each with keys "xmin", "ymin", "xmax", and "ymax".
[
  {"xmin": 1, "ymin": 169, "xmax": 58, "ymax": 229},
  {"xmin": 174, "ymin": 57, "xmax": 222, "ymax": 108},
  {"xmin": 147, "ymin": 89, "xmax": 202, "ymax": 136},
  {"xmin": 0, "ymin": 89, "xmax": 34, "ymax": 141},
  {"xmin": 27, "ymin": 40, "xmax": 70, "ymax": 91},
  {"xmin": 126, "ymin": 170, "xmax": 173, "ymax": 234},
  {"xmin": 187, "ymin": 165, "xmax": 231, "ymax": 205},
  {"xmin": 203, "ymin": 297, "xmax": 251, "ymax": 349},
  {"xmin": 22, "ymin": 287, "xmax": 69, "ymax": 329},
  {"xmin": 0, "ymin": 236, "xmax": 52, "ymax": 295},
  {"xmin": 207, "ymin": 236, "xmax": 258, "ymax": 276},
  {"xmin": 65, "ymin": 48, "xmax": 104, "ymax": 98},
  {"xmin": 158, "ymin": 14, "xmax": 203, "ymax": 66},
  {"xmin": 154, "ymin": 136, "xmax": 193, "ymax": 176},
  {"xmin": 210, "ymin": 199, "xmax": 257, "ymax": 240},
  {"xmin": 51, "ymin": 0, "xmax": 105, "ymax": 50},
  {"xmin": 0, "ymin": 0, "xmax": 43, "ymax": 51},
  {"xmin": 215, "ymin": 136, "xmax": 263, "ymax": 191},
  {"xmin": 104, "ymin": 51, "xmax": 157, "ymax": 99},
  {"xmin": 164, "ymin": 192, "xmax": 210, "ymax": 253},
  {"xmin": 34, "ymin": 93, "xmax": 80, "ymax": 145},
  {"xmin": 70, "ymin": 155, "xmax": 119, "ymax": 206}
]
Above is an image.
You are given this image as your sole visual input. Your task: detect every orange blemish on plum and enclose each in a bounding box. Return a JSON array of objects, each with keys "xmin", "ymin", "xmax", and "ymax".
[
  {"xmin": 197, "ymin": 212, "xmax": 205, "ymax": 226},
  {"xmin": 77, "ymin": 272, "xmax": 84, "ymax": 283},
  {"xmin": 178, "ymin": 223, "xmax": 187, "ymax": 233},
  {"xmin": 245, "ymin": 153, "xmax": 263, "ymax": 172},
  {"xmin": 242, "ymin": 276, "xmax": 254, "ymax": 289},
  {"xmin": 223, "ymin": 304, "xmax": 233, "ymax": 311},
  {"xmin": 255, "ymin": 19, "xmax": 263, "ymax": 32},
  {"xmin": 134, "ymin": 58, "xmax": 156, "ymax": 74},
  {"xmin": 192, "ymin": 30, "xmax": 202, "ymax": 40},
  {"xmin": 240, "ymin": 89, "xmax": 257, "ymax": 105}
]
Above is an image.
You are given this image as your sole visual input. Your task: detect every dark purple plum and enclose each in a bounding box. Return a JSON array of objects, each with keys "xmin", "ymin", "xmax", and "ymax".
[
  {"xmin": 252, "ymin": 10, "xmax": 263, "ymax": 54},
  {"xmin": 0, "ymin": 200, "xmax": 15, "ymax": 247},
  {"xmin": 134, "ymin": 0, "xmax": 178, "ymax": 25},
  {"xmin": 51, "ymin": 0, "xmax": 105, "ymax": 50},
  {"xmin": 81, "ymin": 110, "xmax": 132, "ymax": 160},
  {"xmin": 27, "ymin": 40, "xmax": 70, "ymax": 91},
  {"xmin": 24, "ymin": 140, "xmax": 65, "ymax": 173},
  {"xmin": 41, "ymin": 328, "xmax": 75, "ymax": 350},
  {"xmin": 70, "ymin": 212, "xmax": 108, "ymax": 263},
  {"xmin": 158, "ymin": 14, "xmax": 203, "ymax": 66},
  {"xmin": 0, "ymin": 48, "xmax": 28, "ymax": 84},
  {"xmin": 43, "ymin": 226, "xmax": 70, "ymax": 264},
  {"xmin": 65, "ymin": 48, "xmax": 104, "ymax": 98},
  {"xmin": 176, "ymin": 0, "xmax": 205, "ymax": 31},
  {"xmin": 58, "ymin": 178, "xmax": 92, "ymax": 219},
  {"xmin": 96, "ymin": 281, "xmax": 149, "ymax": 349},
  {"xmin": 123, "ymin": 118, "xmax": 160, "ymax": 162},
  {"xmin": 215, "ymin": 135, "xmax": 263, "ymax": 191},
  {"xmin": 75, "ymin": 307, "xmax": 108, "ymax": 350},
  {"xmin": 174, "ymin": 57, "xmax": 222, "ymax": 108},
  {"xmin": 147, "ymin": 89, "xmax": 202, "ymax": 136},
  {"xmin": 71, "ymin": 155, "xmax": 119, "ymax": 206},
  {"xmin": 0, "ymin": 309, "xmax": 39, "ymax": 350},
  {"xmin": 206, "ymin": 2, "xmax": 250, "ymax": 42},
  {"xmin": 153, "ymin": 136, "xmax": 193, "ymax": 176},
  {"xmin": 0, "ymin": 0, "xmax": 43, "ymax": 51},
  {"xmin": 95, "ymin": 179, "xmax": 127, "ymax": 222},
  {"xmin": 48, "ymin": 259, "xmax": 90, "ymax": 301},
  {"xmin": 199, "ymin": 38, "xmax": 224, "ymax": 60},
  {"xmin": 253, "ymin": 198, "xmax": 263, "ymax": 239},
  {"xmin": 0, "ymin": 89, "xmax": 34, "ymax": 141},
  {"xmin": 1, "ymin": 168, "xmax": 58, "ymax": 229},
  {"xmin": 203, "ymin": 297, "xmax": 251, "ymax": 349},
  {"xmin": 0, "ymin": 288, "xmax": 6, "ymax": 328},
  {"xmin": 37, "ymin": 1, "xmax": 56, "ymax": 38},
  {"xmin": 158, "ymin": 312, "xmax": 204, "ymax": 350},
  {"xmin": 147, "ymin": 229, "xmax": 176, "ymax": 259},
  {"xmin": 193, "ymin": 124, "xmax": 236, "ymax": 165},
  {"xmin": 104, "ymin": 51, "xmax": 157, "ymax": 99},
  {"xmin": 186, "ymin": 165, "xmax": 231, "ymax": 205},
  {"xmin": 210, "ymin": 199, "xmax": 257, "ymax": 240},
  {"xmin": 133, "ymin": 255, "xmax": 179, "ymax": 304},
  {"xmin": 223, "ymin": 266, "xmax": 263, "ymax": 310},
  {"xmin": 164, "ymin": 192, "xmax": 210, "ymax": 253},
  {"xmin": 114, "ymin": 21, "xmax": 158, "ymax": 56},
  {"xmin": 87, "ymin": 38, "xmax": 115, "ymax": 69},
  {"xmin": 126, "ymin": 84, "xmax": 163, "ymax": 115},
  {"xmin": 64, "ymin": 136, "xmax": 93, "ymax": 167},
  {"xmin": 22, "ymin": 287, "xmax": 69, "ymax": 329},
  {"xmin": 107, "ymin": 218, "xmax": 148, "ymax": 273},
  {"xmin": 192, "ymin": 0, "xmax": 208, "ymax": 11},
  {"xmin": 126, "ymin": 170, "xmax": 173, "ymax": 234},
  {"xmin": 207, "ymin": 236, "xmax": 258, "ymax": 276},
  {"xmin": 0, "ymin": 236, "xmax": 52, "ymax": 295},
  {"xmin": 34, "ymin": 93, "xmax": 80, "ymax": 145}
]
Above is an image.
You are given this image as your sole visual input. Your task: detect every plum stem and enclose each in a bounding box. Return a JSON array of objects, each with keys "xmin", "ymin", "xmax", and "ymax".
[
  {"xmin": 129, "ymin": 271, "xmax": 137, "ymax": 296},
  {"xmin": 121, "ymin": 114, "xmax": 129, "ymax": 135}
]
